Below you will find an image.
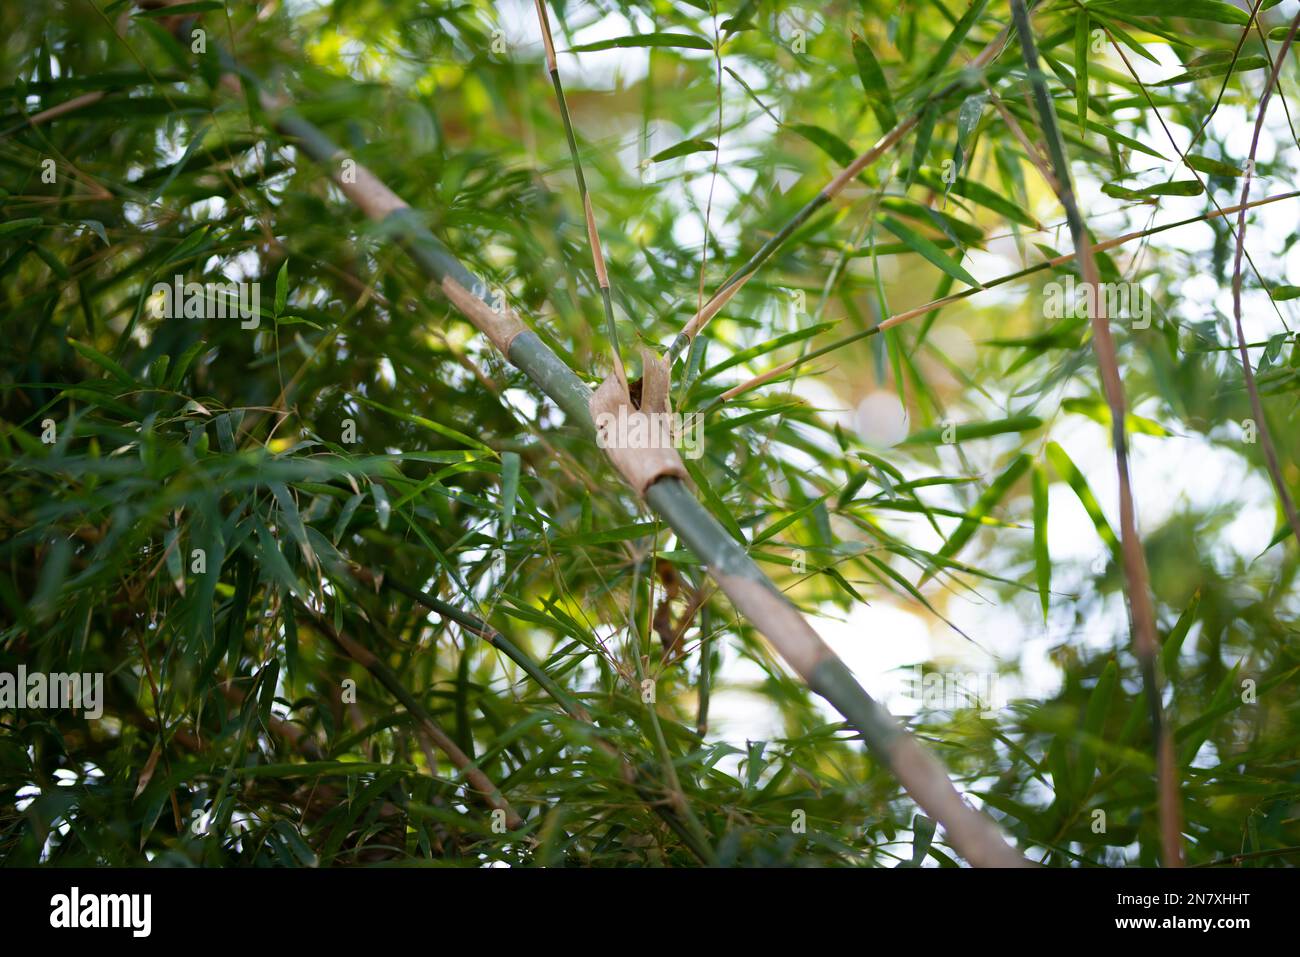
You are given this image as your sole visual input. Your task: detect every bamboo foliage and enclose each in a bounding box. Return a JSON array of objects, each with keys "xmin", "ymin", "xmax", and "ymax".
[{"xmin": 4, "ymin": 0, "xmax": 1300, "ymax": 869}]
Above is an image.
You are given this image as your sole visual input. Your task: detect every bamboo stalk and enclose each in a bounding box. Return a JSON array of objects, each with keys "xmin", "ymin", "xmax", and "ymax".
[
  {"xmin": 1230, "ymin": 13, "xmax": 1300, "ymax": 549},
  {"xmin": 1009, "ymin": 0, "xmax": 1181, "ymax": 867}
]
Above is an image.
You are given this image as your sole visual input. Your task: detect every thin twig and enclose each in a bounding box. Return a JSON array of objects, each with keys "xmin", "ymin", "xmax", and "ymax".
[{"xmin": 379, "ymin": 572, "xmax": 718, "ymax": 863}]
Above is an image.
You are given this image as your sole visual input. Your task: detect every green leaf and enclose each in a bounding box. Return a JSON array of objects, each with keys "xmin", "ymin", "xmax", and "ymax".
[
  {"xmin": 1061, "ymin": 397, "xmax": 1169, "ymax": 435},
  {"xmin": 923, "ymin": 454, "xmax": 1030, "ymax": 583},
  {"xmin": 147, "ymin": 123, "xmax": 209, "ymax": 203},
  {"xmin": 910, "ymin": 167, "xmax": 1040, "ymax": 227},
  {"xmin": 684, "ymin": 459, "xmax": 747, "ymax": 542},
  {"xmin": 1032, "ymin": 463, "xmax": 1050, "ymax": 621},
  {"xmin": 1157, "ymin": 55, "xmax": 1268, "ymax": 86},
  {"xmin": 906, "ymin": 101, "xmax": 938, "ymax": 191},
  {"xmin": 698, "ymin": 321, "xmax": 835, "ymax": 382},
  {"xmin": 1183, "ymin": 154, "xmax": 1243, "ymax": 177},
  {"xmin": 164, "ymin": 527, "xmax": 184, "ymax": 592},
  {"xmin": 568, "ymin": 33, "xmax": 712, "ymax": 53},
  {"xmin": 167, "ymin": 340, "xmax": 207, "ymax": 390},
  {"xmin": 67, "ymin": 338, "xmax": 136, "ymax": 386},
  {"xmin": 1076, "ymin": 660, "xmax": 1118, "ymax": 790},
  {"xmin": 1074, "ymin": 13, "xmax": 1090, "ymax": 135},
  {"xmin": 1047, "ymin": 735, "xmax": 1073, "ymax": 808},
  {"xmin": 162, "ymin": 225, "xmax": 212, "ymax": 267},
  {"xmin": 133, "ymin": 1, "xmax": 224, "ymax": 16},
  {"xmin": 269, "ymin": 482, "xmax": 313, "ymax": 564},
  {"xmin": 79, "ymin": 220, "xmax": 110, "ymax": 246},
  {"xmin": 878, "ymin": 215, "xmax": 981, "ymax": 288},
  {"xmin": 902, "ymin": 414, "xmax": 1042, "ymax": 445},
  {"xmin": 1090, "ymin": 0, "xmax": 1251, "ymax": 25},
  {"xmin": 275, "ymin": 315, "xmax": 323, "ymax": 329},
  {"xmin": 1047, "ymin": 105, "xmax": 1167, "ymax": 160},
  {"xmin": 1103, "ymin": 180, "xmax": 1203, "ymax": 200},
  {"xmin": 332, "ymin": 492, "xmax": 365, "ymax": 545},
  {"xmin": 645, "ymin": 139, "xmax": 713, "ymax": 165},
  {"xmin": 500, "ymin": 450, "xmax": 520, "ymax": 535},
  {"xmin": 789, "ymin": 124, "xmax": 858, "ymax": 168},
  {"xmin": 851, "ymin": 33, "xmax": 896, "ymax": 129},
  {"xmin": 0, "ymin": 217, "xmax": 43, "ymax": 238},
  {"xmin": 904, "ymin": 814, "xmax": 936, "ymax": 867},
  {"xmin": 1090, "ymin": 15, "xmax": 1161, "ymax": 64},
  {"xmin": 352, "ymin": 394, "xmax": 492, "ymax": 452},
  {"xmin": 918, "ymin": 0, "xmax": 990, "ymax": 82},
  {"xmin": 1161, "ymin": 589, "xmax": 1201, "ymax": 675},
  {"xmin": 370, "ymin": 482, "xmax": 391, "ymax": 531},
  {"xmin": 274, "ymin": 259, "xmax": 289, "ymax": 316},
  {"xmin": 1044, "ymin": 442, "xmax": 1120, "ymax": 561},
  {"xmin": 253, "ymin": 516, "xmax": 307, "ymax": 599},
  {"xmin": 1269, "ymin": 285, "xmax": 1300, "ymax": 301}
]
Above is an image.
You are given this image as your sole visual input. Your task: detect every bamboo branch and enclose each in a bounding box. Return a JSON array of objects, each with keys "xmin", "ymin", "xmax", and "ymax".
[
  {"xmin": 378, "ymin": 572, "xmax": 718, "ymax": 864},
  {"xmin": 532, "ymin": 0, "xmax": 627, "ymax": 391},
  {"xmin": 302, "ymin": 606, "xmax": 525, "ymax": 831},
  {"xmin": 663, "ymin": 6, "xmax": 1030, "ymax": 363},
  {"xmin": 1096, "ymin": 13, "xmax": 1300, "ymax": 533},
  {"xmin": 1009, "ymin": 0, "xmax": 1181, "ymax": 867},
  {"xmin": 1230, "ymin": 13, "xmax": 1300, "ymax": 549},
  {"xmin": 706, "ymin": 190, "xmax": 1300, "ymax": 410}
]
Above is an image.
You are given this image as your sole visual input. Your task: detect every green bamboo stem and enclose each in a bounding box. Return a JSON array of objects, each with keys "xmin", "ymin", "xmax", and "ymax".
[{"xmin": 1009, "ymin": 0, "xmax": 1180, "ymax": 867}]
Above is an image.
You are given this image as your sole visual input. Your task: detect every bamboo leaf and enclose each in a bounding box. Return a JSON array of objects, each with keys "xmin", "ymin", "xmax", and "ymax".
[
  {"xmin": 568, "ymin": 33, "xmax": 712, "ymax": 53},
  {"xmin": 878, "ymin": 215, "xmax": 981, "ymax": 288},
  {"xmin": 1044, "ymin": 442, "xmax": 1120, "ymax": 561},
  {"xmin": 790, "ymin": 124, "xmax": 857, "ymax": 168},
  {"xmin": 67, "ymin": 338, "xmax": 136, "ymax": 386},
  {"xmin": 851, "ymin": 33, "xmax": 896, "ymax": 129},
  {"xmin": 1032, "ymin": 463, "xmax": 1050, "ymax": 621},
  {"xmin": 1090, "ymin": 0, "xmax": 1251, "ymax": 26},
  {"xmin": 924, "ymin": 454, "xmax": 1031, "ymax": 582},
  {"xmin": 500, "ymin": 451, "xmax": 520, "ymax": 536},
  {"xmin": 1074, "ymin": 13, "xmax": 1090, "ymax": 135},
  {"xmin": 902, "ymin": 415, "xmax": 1042, "ymax": 445},
  {"xmin": 650, "ymin": 139, "xmax": 717, "ymax": 162}
]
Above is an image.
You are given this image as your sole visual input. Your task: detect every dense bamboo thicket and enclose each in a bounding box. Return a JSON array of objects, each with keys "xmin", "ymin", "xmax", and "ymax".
[{"xmin": 3, "ymin": 0, "xmax": 1300, "ymax": 868}]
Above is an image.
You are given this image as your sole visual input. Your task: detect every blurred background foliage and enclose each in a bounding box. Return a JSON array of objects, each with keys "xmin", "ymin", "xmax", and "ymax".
[{"xmin": 2, "ymin": 0, "xmax": 1300, "ymax": 867}]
